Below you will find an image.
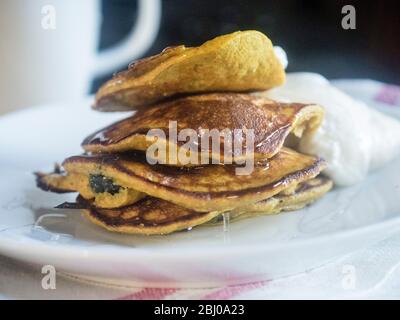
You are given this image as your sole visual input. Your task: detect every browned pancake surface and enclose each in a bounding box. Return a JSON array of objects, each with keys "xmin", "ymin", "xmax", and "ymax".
[
  {"xmin": 83, "ymin": 94, "xmax": 323, "ymax": 162},
  {"xmin": 58, "ymin": 148, "xmax": 325, "ymax": 211},
  {"xmin": 80, "ymin": 196, "xmax": 220, "ymax": 235},
  {"xmin": 79, "ymin": 176, "xmax": 332, "ymax": 235},
  {"xmin": 94, "ymin": 31, "xmax": 285, "ymax": 111}
]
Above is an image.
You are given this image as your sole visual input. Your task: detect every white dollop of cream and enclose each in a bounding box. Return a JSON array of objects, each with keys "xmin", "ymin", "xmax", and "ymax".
[
  {"xmin": 256, "ymin": 72, "xmax": 400, "ymax": 186},
  {"xmin": 273, "ymin": 46, "xmax": 288, "ymax": 69}
]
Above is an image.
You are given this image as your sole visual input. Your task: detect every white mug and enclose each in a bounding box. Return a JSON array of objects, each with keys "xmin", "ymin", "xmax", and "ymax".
[{"xmin": 0, "ymin": 0, "xmax": 161, "ymax": 113}]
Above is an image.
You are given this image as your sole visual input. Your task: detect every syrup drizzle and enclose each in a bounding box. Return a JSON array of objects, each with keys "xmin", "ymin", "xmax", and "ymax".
[{"xmin": 222, "ymin": 212, "xmax": 231, "ymax": 244}]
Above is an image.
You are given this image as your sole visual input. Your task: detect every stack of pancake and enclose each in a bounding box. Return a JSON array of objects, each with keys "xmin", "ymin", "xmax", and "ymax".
[{"xmin": 36, "ymin": 31, "xmax": 332, "ymax": 235}]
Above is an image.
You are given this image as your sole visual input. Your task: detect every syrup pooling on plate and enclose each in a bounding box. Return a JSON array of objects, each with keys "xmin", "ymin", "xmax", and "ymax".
[{"xmin": 31, "ymin": 209, "xmax": 75, "ymax": 242}]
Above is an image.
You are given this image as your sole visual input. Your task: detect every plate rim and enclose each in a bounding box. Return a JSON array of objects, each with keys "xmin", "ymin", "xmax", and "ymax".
[{"xmin": 1, "ymin": 210, "xmax": 400, "ymax": 259}]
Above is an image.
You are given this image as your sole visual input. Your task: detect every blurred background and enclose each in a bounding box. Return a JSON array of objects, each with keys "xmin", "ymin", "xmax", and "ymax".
[{"xmin": 0, "ymin": 0, "xmax": 399, "ymax": 115}]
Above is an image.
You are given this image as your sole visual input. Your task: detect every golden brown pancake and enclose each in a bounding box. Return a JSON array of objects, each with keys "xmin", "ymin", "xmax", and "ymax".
[
  {"xmin": 36, "ymin": 148, "xmax": 326, "ymax": 212},
  {"xmin": 35, "ymin": 170, "xmax": 144, "ymax": 209},
  {"xmin": 79, "ymin": 196, "xmax": 221, "ymax": 235},
  {"xmin": 76, "ymin": 177, "xmax": 332, "ymax": 235},
  {"xmin": 94, "ymin": 31, "xmax": 285, "ymax": 111},
  {"xmin": 83, "ymin": 94, "xmax": 324, "ymax": 164},
  {"xmin": 207, "ymin": 176, "xmax": 333, "ymax": 225}
]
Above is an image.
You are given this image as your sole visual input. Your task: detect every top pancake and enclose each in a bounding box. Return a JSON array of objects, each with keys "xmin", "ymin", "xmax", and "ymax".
[
  {"xmin": 93, "ymin": 30, "xmax": 285, "ymax": 111},
  {"xmin": 83, "ymin": 93, "xmax": 324, "ymax": 164}
]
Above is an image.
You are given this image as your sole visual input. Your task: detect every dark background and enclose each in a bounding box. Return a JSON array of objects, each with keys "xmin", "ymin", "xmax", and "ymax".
[{"xmin": 93, "ymin": 0, "xmax": 400, "ymax": 91}]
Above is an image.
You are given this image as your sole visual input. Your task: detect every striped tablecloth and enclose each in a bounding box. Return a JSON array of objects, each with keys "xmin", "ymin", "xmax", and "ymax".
[{"xmin": 1, "ymin": 232, "xmax": 400, "ymax": 300}]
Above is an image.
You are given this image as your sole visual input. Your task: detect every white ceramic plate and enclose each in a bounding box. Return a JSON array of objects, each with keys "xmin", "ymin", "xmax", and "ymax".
[{"xmin": 1, "ymin": 83, "xmax": 400, "ymax": 288}]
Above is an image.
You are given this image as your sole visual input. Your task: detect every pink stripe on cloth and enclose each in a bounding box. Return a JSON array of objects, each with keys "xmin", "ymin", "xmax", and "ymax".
[
  {"xmin": 201, "ymin": 280, "xmax": 269, "ymax": 300},
  {"xmin": 374, "ymin": 84, "xmax": 400, "ymax": 106},
  {"xmin": 117, "ymin": 288, "xmax": 180, "ymax": 300},
  {"xmin": 115, "ymin": 280, "xmax": 269, "ymax": 300}
]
